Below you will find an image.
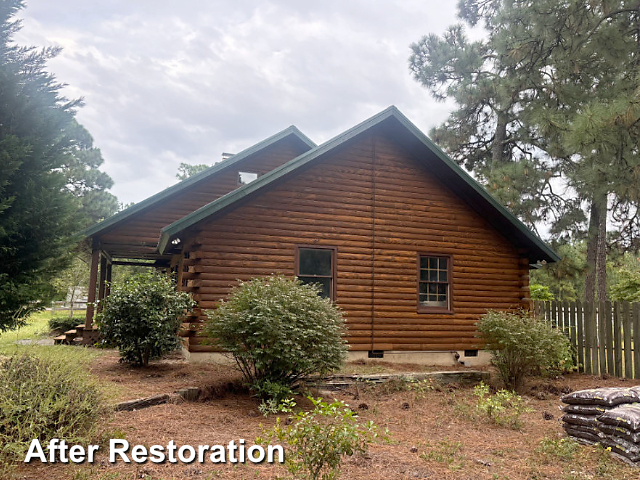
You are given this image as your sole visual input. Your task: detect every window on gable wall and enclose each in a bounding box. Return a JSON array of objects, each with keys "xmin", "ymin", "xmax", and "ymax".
[
  {"xmin": 238, "ymin": 171, "xmax": 258, "ymax": 185},
  {"xmin": 296, "ymin": 246, "xmax": 336, "ymax": 300},
  {"xmin": 418, "ymin": 254, "xmax": 452, "ymax": 312}
]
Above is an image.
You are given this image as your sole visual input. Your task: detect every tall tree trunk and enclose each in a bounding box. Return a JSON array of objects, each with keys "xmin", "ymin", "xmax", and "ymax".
[
  {"xmin": 596, "ymin": 196, "xmax": 607, "ymax": 302},
  {"xmin": 584, "ymin": 200, "xmax": 599, "ymax": 304},
  {"xmin": 492, "ymin": 112, "xmax": 508, "ymax": 163}
]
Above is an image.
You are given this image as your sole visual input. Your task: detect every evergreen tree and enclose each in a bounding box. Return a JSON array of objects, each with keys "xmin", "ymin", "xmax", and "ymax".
[
  {"xmin": 409, "ymin": 0, "xmax": 640, "ymax": 303},
  {"xmin": 0, "ymin": 0, "xmax": 114, "ymax": 329},
  {"xmin": 64, "ymin": 120, "xmax": 118, "ymax": 224},
  {"xmin": 176, "ymin": 162, "xmax": 209, "ymax": 181}
]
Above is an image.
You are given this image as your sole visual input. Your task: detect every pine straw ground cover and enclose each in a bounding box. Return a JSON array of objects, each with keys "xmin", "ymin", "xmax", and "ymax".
[{"xmin": 11, "ymin": 353, "xmax": 640, "ymax": 480}]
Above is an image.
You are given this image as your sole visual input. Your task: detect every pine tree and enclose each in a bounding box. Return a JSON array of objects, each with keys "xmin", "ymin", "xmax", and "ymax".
[
  {"xmin": 0, "ymin": 0, "xmax": 114, "ymax": 329},
  {"xmin": 176, "ymin": 162, "xmax": 209, "ymax": 181},
  {"xmin": 409, "ymin": 0, "xmax": 640, "ymax": 304}
]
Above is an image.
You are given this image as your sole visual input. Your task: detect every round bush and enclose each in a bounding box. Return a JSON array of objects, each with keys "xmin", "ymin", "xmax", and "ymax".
[
  {"xmin": 0, "ymin": 351, "xmax": 104, "ymax": 463},
  {"xmin": 204, "ymin": 275, "xmax": 348, "ymax": 395},
  {"xmin": 476, "ymin": 309, "xmax": 573, "ymax": 391},
  {"xmin": 96, "ymin": 272, "xmax": 195, "ymax": 366}
]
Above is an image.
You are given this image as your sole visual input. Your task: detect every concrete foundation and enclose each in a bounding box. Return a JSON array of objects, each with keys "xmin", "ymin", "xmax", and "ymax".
[{"xmin": 188, "ymin": 349, "xmax": 492, "ymax": 367}]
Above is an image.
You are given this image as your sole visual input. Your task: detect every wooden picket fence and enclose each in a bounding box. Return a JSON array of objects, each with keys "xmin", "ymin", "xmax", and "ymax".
[{"xmin": 532, "ymin": 300, "xmax": 640, "ymax": 378}]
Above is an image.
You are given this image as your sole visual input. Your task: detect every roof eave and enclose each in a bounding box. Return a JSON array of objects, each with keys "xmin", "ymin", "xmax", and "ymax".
[
  {"xmin": 158, "ymin": 107, "xmax": 559, "ymax": 263},
  {"xmin": 82, "ymin": 125, "xmax": 316, "ymax": 239}
]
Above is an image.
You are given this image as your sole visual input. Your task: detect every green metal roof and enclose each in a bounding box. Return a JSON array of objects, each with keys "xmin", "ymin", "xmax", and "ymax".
[
  {"xmin": 82, "ymin": 125, "xmax": 316, "ymax": 238},
  {"xmin": 157, "ymin": 106, "xmax": 559, "ymax": 264}
]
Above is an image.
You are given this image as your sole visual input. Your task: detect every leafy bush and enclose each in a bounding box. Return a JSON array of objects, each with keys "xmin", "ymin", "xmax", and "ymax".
[
  {"xmin": 476, "ymin": 310, "xmax": 573, "ymax": 391},
  {"xmin": 253, "ymin": 378, "xmax": 295, "ymax": 404},
  {"xmin": 259, "ymin": 397, "xmax": 380, "ymax": 480},
  {"xmin": 259, "ymin": 397, "xmax": 296, "ymax": 417},
  {"xmin": 0, "ymin": 351, "xmax": 104, "ymax": 464},
  {"xmin": 473, "ymin": 382, "xmax": 532, "ymax": 429},
  {"xmin": 529, "ymin": 284, "xmax": 554, "ymax": 301},
  {"xmin": 48, "ymin": 314, "xmax": 80, "ymax": 334},
  {"xmin": 96, "ymin": 272, "xmax": 195, "ymax": 366},
  {"xmin": 610, "ymin": 269, "xmax": 640, "ymax": 302},
  {"xmin": 536, "ymin": 436, "xmax": 579, "ymax": 462},
  {"xmin": 204, "ymin": 275, "xmax": 348, "ymax": 396}
]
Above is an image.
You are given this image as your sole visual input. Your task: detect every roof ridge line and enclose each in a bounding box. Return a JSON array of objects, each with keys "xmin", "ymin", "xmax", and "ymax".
[{"xmin": 82, "ymin": 125, "xmax": 315, "ymax": 238}]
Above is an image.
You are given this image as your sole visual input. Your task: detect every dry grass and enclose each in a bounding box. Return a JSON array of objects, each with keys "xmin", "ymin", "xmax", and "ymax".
[{"xmin": 11, "ymin": 353, "xmax": 640, "ymax": 480}]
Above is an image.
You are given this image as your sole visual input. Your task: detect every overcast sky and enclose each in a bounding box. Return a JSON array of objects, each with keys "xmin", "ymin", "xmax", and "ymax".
[{"xmin": 16, "ymin": 1, "xmax": 463, "ymax": 206}]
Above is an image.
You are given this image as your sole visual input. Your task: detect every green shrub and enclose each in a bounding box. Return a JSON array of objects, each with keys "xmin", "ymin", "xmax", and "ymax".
[
  {"xmin": 259, "ymin": 397, "xmax": 297, "ymax": 417},
  {"xmin": 96, "ymin": 272, "xmax": 195, "ymax": 366},
  {"xmin": 0, "ymin": 351, "xmax": 104, "ymax": 464},
  {"xmin": 48, "ymin": 314, "xmax": 80, "ymax": 334},
  {"xmin": 529, "ymin": 284, "xmax": 554, "ymax": 301},
  {"xmin": 204, "ymin": 275, "xmax": 348, "ymax": 396},
  {"xmin": 476, "ymin": 309, "xmax": 573, "ymax": 391},
  {"xmin": 473, "ymin": 382, "xmax": 532, "ymax": 429},
  {"xmin": 259, "ymin": 397, "xmax": 380, "ymax": 480},
  {"xmin": 536, "ymin": 436, "xmax": 579, "ymax": 462},
  {"xmin": 610, "ymin": 269, "xmax": 640, "ymax": 302},
  {"xmin": 253, "ymin": 379, "xmax": 295, "ymax": 404}
]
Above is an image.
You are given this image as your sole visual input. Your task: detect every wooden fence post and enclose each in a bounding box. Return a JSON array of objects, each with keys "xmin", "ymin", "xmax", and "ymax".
[
  {"xmin": 598, "ymin": 301, "xmax": 606, "ymax": 376},
  {"xmin": 633, "ymin": 303, "xmax": 640, "ymax": 380},
  {"xmin": 584, "ymin": 302, "xmax": 593, "ymax": 374},
  {"xmin": 591, "ymin": 302, "xmax": 599, "ymax": 375},
  {"xmin": 614, "ymin": 302, "xmax": 623, "ymax": 377},
  {"xmin": 577, "ymin": 301, "xmax": 584, "ymax": 373},
  {"xmin": 569, "ymin": 302, "xmax": 577, "ymax": 354},
  {"xmin": 605, "ymin": 300, "xmax": 614, "ymax": 376},
  {"xmin": 623, "ymin": 302, "xmax": 633, "ymax": 379}
]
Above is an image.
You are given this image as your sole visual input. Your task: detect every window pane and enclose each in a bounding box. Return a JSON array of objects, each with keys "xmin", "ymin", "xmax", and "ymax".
[
  {"xmin": 299, "ymin": 276, "xmax": 331, "ymax": 299},
  {"xmin": 299, "ymin": 248, "xmax": 332, "ymax": 276},
  {"xmin": 419, "ymin": 296, "xmax": 447, "ymax": 308},
  {"xmin": 419, "ymin": 255, "xmax": 450, "ymax": 309}
]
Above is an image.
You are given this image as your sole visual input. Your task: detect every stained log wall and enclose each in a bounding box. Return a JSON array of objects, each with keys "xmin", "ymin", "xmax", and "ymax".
[
  {"xmin": 95, "ymin": 137, "xmax": 309, "ymax": 251},
  {"xmin": 183, "ymin": 132, "xmax": 530, "ymax": 352}
]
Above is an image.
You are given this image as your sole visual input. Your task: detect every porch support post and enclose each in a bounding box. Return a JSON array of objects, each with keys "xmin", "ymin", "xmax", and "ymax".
[
  {"xmin": 105, "ymin": 261, "xmax": 112, "ymax": 297},
  {"xmin": 85, "ymin": 248, "xmax": 100, "ymax": 329},
  {"xmin": 97, "ymin": 255, "xmax": 108, "ymax": 312}
]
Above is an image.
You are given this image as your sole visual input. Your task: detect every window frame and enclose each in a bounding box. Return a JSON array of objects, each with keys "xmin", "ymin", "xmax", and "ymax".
[
  {"xmin": 295, "ymin": 245, "xmax": 337, "ymax": 301},
  {"xmin": 416, "ymin": 253, "xmax": 453, "ymax": 314}
]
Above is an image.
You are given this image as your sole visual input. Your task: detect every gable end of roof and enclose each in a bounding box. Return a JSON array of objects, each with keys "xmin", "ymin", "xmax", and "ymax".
[
  {"xmin": 82, "ymin": 125, "xmax": 316, "ymax": 238},
  {"xmin": 158, "ymin": 106, "xmax": 559, "ymax": 264}
]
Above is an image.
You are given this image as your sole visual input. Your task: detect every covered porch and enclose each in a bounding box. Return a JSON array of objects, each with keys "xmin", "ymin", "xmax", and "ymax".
[{"xmin": 76, "ymin": 239, "xmax": 183, "ymax": 345}]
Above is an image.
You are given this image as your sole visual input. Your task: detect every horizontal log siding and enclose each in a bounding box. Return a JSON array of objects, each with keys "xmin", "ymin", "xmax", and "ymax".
[
  {"xmin": 185, "ymin": 132, "xmax": 527, "ymax": 352},
  {"xmin": 96, "ymin": 138, "xmax": 308, "ymax": 250}
]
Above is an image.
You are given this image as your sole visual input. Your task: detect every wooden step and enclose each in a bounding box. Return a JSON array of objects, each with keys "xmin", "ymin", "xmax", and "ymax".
[
  {"xmin": 64, "ymin": 329, "xmax": 77, "ymax": 335},
  {"xmin": 72, "ymin": 337, "xmax": 84, "ymax": 345},
  {"xmin": 54, "ymin": 335, "xmax": 67, "ymax": 345}
]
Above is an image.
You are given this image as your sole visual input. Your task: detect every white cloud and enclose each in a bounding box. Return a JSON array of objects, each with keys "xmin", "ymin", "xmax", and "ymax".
[{"xmin": 17, "ymin": 0, "xmax": 462, "ymax": 204}]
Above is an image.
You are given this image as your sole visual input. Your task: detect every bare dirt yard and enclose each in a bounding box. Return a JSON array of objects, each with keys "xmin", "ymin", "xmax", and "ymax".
[{"xmin": 13, "ymin": 352, "xmax": 640, "ymax": 480}]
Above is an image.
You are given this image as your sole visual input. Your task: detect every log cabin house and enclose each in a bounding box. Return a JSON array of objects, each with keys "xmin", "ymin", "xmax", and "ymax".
[{"xmin": 80, "ymin": 106, "xmax": 558, "ymax": 365}]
